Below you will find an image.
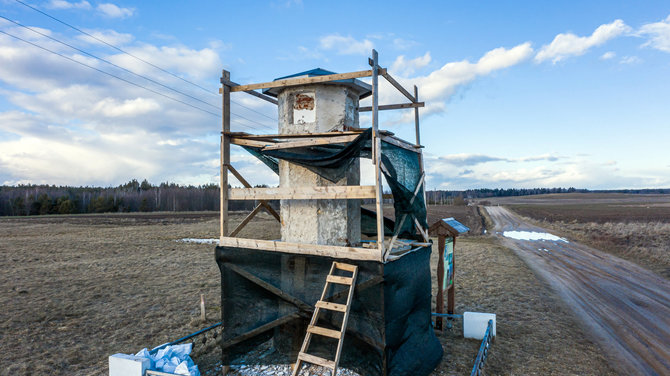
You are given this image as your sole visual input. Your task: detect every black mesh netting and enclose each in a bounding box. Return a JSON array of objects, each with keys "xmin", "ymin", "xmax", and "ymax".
[
  {"xmin": 240, "ymin": 128, "xmax": 425, "ymax": 239},
  {"xmin": 379, "ymin": 141, "xmax": 427, "ymax": 239},
  {"xmin": 216, "ymin": 245, "xmax": 442, "ymax": 376}
]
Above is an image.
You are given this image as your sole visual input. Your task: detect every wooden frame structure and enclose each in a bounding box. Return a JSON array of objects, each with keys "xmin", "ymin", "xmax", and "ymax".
[{"xmin": 219, "ymin": 49, "xmax": 427, "ymax": 263}]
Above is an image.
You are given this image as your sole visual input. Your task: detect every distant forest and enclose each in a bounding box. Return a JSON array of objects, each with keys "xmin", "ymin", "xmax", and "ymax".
[
  {"xmin": 0, "ymin": 179, "xmax": 255, "ymax": 217},
  {"xmin": 1, "ymin": 180, "xmax": 669, "ymax": 216}
]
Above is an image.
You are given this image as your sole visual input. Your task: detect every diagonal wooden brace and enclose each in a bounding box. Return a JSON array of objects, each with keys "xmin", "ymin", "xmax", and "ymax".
[
  {"xmin": 221, "ymin": 313, "xmax": 299, "ymax": 350},
  {"xmin": 385, "ymin": 172, "xmax": 425, "ymax": 258},
  {"xmin": 226, "ymin": 163, "xmax": 280, "ymax": 222},
  {"xmin": 229, "ymin": 203, "xmax": 263, "ymax": 237},
  {"xmin": 414, "ymin": 217, "xmax": 430, "ymax": 242},
  {"xmin": 226, "ymin": 263, "xmax": 312, "ymax": 313}
]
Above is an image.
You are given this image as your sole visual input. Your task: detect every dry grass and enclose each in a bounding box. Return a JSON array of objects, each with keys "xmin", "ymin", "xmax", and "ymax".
[
  {"xmin": 0, "ymin": 210, "xmax": 614, "ymax": 375},
  {"xmin": 0, "ymin": 212, "xmax": 278, "ymax": 376},
  {"xmin": 484, "ymin": 193, "xmax": 670, "ymax": 279},
  {"xmin": 430, "ymin": 236, "xmax": 615, "ymax": 375},
  {"xmin": 522, "ymin": 219, "xmax": 670, "ymax": 279}
]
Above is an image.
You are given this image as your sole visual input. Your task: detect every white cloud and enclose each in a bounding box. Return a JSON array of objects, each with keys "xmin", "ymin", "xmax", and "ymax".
[
  {"xmin": 0, "ymin": 22, "xmax": 231, "ymax": 186},
  {"xmin": 424, "ymin": 154, "xmax": 667, "ymax": 190},
  {"xmin": 600, "ymin": 51, "xmax": 616, "ymax": 60},
  {"xmin": 361, "ymin": 42, "xmax": 532, "ymax": 126},
  {"xmin": 413, "ymin": 42, "xmax": 533, "ymax": 102},
  {"xmin": 96, "ymin": 3, "xmax": 134, "ymax": 19},
  {"xmin": 391, "ymin": 52, "xmax": 431, "ymax": 76},
  {"xmin": 108, "ymin": 45, "xmax": 221, "ymax": 80},
  {"xmin": 92, "ymin": 97, "xmax": 161, "ymax": 117},
  {"xmin": 535, "ymin": 20, "xmax": 631, "ymax": 63},
  {"xmin": 78, "ymin": 29, "xmax": 134, "ymax": 46},
  {"xmin": 620, "ymin": 55, "xmax": 642, "ymax": 64},
  {"xmin": 392, "ymin": 38, "xmax": 418, "ymax": 50},
  {"xmin": 319, "ymin": 34, "xmax": 374, "ymax": 55},
  {"xmin": 46, "ymin": 0, "xmax": 91, "ymax": 10},
  {"xmin": 638, "ymin": 15, "xmax": 670, "ymax": 52}
]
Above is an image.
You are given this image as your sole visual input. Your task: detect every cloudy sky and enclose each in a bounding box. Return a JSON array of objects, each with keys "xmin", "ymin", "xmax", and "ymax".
[{"xmin": 1, "ymin": 0, "xmax": 669, "ymax": 190}]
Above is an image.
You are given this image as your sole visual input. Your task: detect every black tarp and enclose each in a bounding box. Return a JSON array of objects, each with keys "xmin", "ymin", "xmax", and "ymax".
[
  {"xmin": 216, "ymin": 245, "xmax": 442, "ymax": 376},
  {"xmin": 241, "ymin": 128, "xmax": 425, "ymax": 239}
]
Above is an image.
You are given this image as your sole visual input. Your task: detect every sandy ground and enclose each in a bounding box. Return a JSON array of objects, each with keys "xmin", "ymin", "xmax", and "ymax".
[
  {"xmin": 1, "ymin": 209, "xmax": 615, "ymax": 375},
  {"xmin": 486, "ymin": 206, "xmax": 670, "ymax": 375}
]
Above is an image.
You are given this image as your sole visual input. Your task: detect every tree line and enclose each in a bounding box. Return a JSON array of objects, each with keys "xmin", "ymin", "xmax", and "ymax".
[
  {"xmin": 1, "ymin": 181, "xmax": 668, "ymax": 216},
  {"xmin": 0, "ymin": 179, "xmax": 257, "ymax": 216},
  {"xmin": 427, "ymin": 187, "xmax": 670, "ymax": 205}
]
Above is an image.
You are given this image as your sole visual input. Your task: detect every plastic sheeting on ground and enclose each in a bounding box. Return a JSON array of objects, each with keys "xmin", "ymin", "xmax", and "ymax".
[{"xmin": 134, "ymin": 343, "xmax": 200, "ymax": 376}]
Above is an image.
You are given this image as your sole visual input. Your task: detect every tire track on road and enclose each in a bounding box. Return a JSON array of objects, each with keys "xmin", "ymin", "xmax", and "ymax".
[{"xmin": 486, "ymin": 206, "xmax": 670, "ymax": 375}]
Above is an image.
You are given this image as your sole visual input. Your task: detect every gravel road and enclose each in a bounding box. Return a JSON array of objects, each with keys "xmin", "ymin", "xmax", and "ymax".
[{"xmin": 486, "ymin": 206, "xmax": 670, "ymax": 375}]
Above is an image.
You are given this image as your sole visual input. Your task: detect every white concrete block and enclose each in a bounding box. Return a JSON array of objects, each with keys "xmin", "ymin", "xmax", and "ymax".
[
  {"xmin": 463, "ymin": 312, "xmax": 496, "ymax": 340},
  {"xmin": 109, "ymin": 353, "xmax": 150, "ymax": 376}
]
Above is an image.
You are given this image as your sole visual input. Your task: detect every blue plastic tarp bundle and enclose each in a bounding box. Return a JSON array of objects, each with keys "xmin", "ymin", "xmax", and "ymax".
[{"xmin": 134, "ymin": 343, "xmax": 200, "ymax": 376}]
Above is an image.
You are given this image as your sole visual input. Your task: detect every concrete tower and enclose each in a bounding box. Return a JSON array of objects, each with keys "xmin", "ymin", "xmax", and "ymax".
[{"xmin": 264, "ymin": 69, "xmax": 371, "ymax": 247}]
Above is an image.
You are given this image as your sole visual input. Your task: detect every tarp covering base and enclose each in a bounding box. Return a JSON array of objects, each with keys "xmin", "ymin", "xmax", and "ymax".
[{"xmin": 215, "ymin": 245, "xmax": 442, "ymax": 376}]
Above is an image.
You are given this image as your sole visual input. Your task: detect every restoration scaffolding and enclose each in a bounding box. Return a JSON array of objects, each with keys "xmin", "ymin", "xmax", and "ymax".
[{"xmin": 216, "ymin": 49, "xmax": 442, "ymax": 376}]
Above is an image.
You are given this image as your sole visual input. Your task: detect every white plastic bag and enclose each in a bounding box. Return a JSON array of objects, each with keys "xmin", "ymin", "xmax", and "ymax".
[{"xmin": 134, "ymin": 343, "xmax": 200, "ymax": 376}]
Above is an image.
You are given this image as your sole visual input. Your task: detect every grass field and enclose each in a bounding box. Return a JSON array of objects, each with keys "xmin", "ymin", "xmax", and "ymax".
[
  {"xmin": 484, "ymin": 193, "xmax": 670, "ymax": 279},
  {"xmin": 1, "ymin": 208, "xmax": 614, "ymax": 375}
]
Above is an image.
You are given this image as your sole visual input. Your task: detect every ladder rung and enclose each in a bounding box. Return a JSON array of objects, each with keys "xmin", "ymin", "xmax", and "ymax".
[
  {"xmin": 326, "ymin": 275, "xmax": 353, "ymax": 285},
  {"xmin": 299, "ymin": 352, "xmax": 336, "ymax": 369},
  {"xmin": 315, "ymin": 300, "xmax": 347, "ymax": 312},
  {"xmin": 308, "ymin": 325, "xmax": 342, "ymax": 339},
  {"xmin": 334, "ymin": 262, "xmax": 357, "ymax": 272}
]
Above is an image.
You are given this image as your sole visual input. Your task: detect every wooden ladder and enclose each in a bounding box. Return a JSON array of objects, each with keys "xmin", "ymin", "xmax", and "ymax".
[{"xmin": 291, "ymin": 262, "xmax": 358, "ymax": 376}]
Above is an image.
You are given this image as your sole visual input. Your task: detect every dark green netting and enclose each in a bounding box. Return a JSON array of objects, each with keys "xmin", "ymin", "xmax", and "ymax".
[
  {"xmin": 240, "ymin": 128, "xmax": 425, "ymax": 238},
  {"xmin": 216, "ymin": 245, "xmax": 443, "ymax": 376},
  {"xmin": 361, "ymin": 207, "xmax": 394, "ymax": 237},
  {"xmin": 380, "ymin": 141, "xmax": 427, "ymax": 239},
  {"xmin": 241, "ymin": 128, "xmax": 372, "ymax": 183}
]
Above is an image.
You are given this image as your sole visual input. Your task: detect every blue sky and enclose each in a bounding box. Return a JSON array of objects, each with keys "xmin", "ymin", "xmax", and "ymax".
[{"xmin": 0, "ymin": 0, "xmax": 669, "ymax": 190}]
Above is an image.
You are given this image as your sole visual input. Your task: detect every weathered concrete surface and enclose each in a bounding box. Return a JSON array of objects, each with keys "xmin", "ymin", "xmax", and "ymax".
[{"xmin": 277, "ymin": 84, "xmax": 362, "ymax": 246}]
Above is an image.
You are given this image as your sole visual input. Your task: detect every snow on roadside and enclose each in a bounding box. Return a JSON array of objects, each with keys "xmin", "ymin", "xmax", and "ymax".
[
  {"xmin": 177, "ymin": 238, "xmax": 219, "ymax": 244},
  {"xmin": 502, "ymin": 231, "xmax": 568, "ymax": 242}
]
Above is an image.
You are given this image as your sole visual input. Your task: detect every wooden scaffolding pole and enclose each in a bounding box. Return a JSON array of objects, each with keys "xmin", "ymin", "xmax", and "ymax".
[
  {"xmin": 414, "ymin": 85, "xmax": 428, "ymax": 228},
  {"xmin": 371, "ymin": 49, "xmax": 385, "ymax": 262},
  {"xmin": 414, "ymin": 85, "xmax": 421, "ymax": 146},
  {"xmin": 221, "ymin": 70, "xmax": 231, "ymax": 240}
]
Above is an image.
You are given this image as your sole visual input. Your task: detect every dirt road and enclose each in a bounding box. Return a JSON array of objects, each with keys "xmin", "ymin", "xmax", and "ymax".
[{"xmin": 486, "ymin": 206, "xmax": 670, "ymax": 375}]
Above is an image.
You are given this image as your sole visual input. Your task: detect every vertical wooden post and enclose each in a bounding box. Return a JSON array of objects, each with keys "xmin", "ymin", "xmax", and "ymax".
[
  {"xmin": 200, "ymin": 294, "xmax": 206, "ymax": 323},
  {"xmin": 435, "ymin": 234, "xmax": 445, "ymax": 330},
  {"xmin": 414, "ymin": 85, "xmax": 420, "ymax": 146},
  {"xmin": 220, "ymin": 70, "xmax": 231, "ymax": 376},
  {"xmin": 414, "ymin": 85, "xmax": 428, "ymax": 225},
  {"xmin": 371, "ymin": 49, "xmax": 385, "ymax": 262},
  {"xmin": 220, "ymin": 70, "xmax": 231, "ymax": 240},
  {"xmin": 448, "ymin": 237, "xmax": 456, "ymax": 315}
]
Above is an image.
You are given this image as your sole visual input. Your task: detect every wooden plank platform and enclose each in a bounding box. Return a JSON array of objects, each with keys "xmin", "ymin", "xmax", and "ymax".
[
  {"xmin": 229, "ymin": 186, "xmax": 377, "ymax": 200},
  {"xmin": 219, "ymin": 237, "xmax": 378, "ymax": 261}
]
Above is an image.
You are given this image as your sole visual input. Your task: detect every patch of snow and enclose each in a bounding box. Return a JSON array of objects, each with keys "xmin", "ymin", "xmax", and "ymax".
[
  {"xmin": 178, "ymin": 238, "xmax": 219, "ymax": 244},
  {"xmin": 502, "ymin": 231, "xmax": 568, "ymax": 242},
  {"xmin": 224, "ymin": 363, "xmax": 360, "ymax": 376}
]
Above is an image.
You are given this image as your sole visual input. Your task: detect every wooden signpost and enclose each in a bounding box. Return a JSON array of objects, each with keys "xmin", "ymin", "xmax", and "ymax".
[{"xmin": 428, "ymin": 218, "xmax": 468, "ymax": 330}]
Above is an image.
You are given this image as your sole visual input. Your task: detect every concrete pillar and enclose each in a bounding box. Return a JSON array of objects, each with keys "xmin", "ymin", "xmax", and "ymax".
[{"xmin": 277, "ymin": 84, "xmax": 362, "ymax": 247}]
